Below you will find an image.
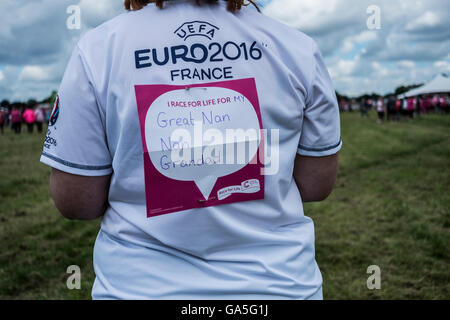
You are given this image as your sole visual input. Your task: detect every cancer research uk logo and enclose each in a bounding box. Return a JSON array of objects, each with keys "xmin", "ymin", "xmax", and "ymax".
[{"xmin": 174, "ymin": 21, "xmax": 220, "ymax": 41}]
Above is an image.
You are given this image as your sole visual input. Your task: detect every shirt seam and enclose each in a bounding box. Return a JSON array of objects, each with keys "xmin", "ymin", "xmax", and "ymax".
[
  {"xmin": 298, "ymin": 138, "xmax": 342, "ymax": 152},
  {"xmin": 42, "ymin": 152, "xmax": 112, "ymax": 171}
]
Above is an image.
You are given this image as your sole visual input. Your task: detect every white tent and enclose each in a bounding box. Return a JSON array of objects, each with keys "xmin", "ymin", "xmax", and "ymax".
[{"xmin": 403, "ymin": 73, "xmax": 450, "ymax": 98}]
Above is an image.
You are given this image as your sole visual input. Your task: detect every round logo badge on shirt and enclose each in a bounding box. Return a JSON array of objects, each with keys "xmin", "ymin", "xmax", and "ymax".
[{"xmin": 49, "ymin": 95, "xmax": 60, "ymax": 127}]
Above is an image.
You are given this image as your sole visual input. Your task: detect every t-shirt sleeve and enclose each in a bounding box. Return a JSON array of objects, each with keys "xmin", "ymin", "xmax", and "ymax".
[
  {"xmin": 40, "ymin": 44, "xmax": 112, "ymax": 176},
  {"xmin": 297, "ymin": 40, "xmax": 342, "ymax": 157}
]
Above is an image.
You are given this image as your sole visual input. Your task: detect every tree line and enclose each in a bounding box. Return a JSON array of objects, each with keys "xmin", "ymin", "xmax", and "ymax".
[{"xmin": 0, "ymin": 91, "xmax": 57, "ymax": 110}]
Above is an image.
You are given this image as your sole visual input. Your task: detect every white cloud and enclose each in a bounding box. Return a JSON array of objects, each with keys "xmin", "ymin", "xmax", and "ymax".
[
  {"xmin": 433, "ymin": 61, "xmax": 450, "ymax": 73},
  {"xmin": 406, "ymin": 11, "xmax": 441, "ymax": 30},
  {"xmin": 341, "ymin": 31, "xmax": 378, "ymax": 53},
  {"xmin": 79, "ymin": 0, "xmax": 124, "ymax": 28},
  {"xmin": 329, "ymin": 60, "xmax": 358, "ymax": 78},
  {"xmin": 264, "ymin": 0, "xmax": 450, "ymax": 95},
  {"xmin": 354, "ymin": 31, "xmax": 378, "ymax": 43},
  {"xmin": 1, "ymin": 0, "xmax": 450, "ymax": 100},
  {"xmin": 263, "ymin": 0, "xmax": 341, "ymax": 30},
  {"xmin": 398, "ymin": 60, "xmax": 415, "ymax": 69},
  {"xmin": 371, "ymin": 62, "xmax": 388, "ymax": 76},
  {"xmin": 0, "ymin": 0, "xmax": 122, "ymax": 101},
  {"xmin": 20, "ymin": 66, "xmax": 49, "ymax": 82}
]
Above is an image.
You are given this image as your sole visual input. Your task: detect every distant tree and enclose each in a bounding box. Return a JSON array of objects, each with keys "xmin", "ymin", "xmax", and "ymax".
[
  {"xmin": 394, "ymin": 84, "xmax": 423, "ymax": 96},
  {"xmin": 27, "ymin": 99, "xmax": 38, "ymax": 108},
  {"xmin": 321, "ymin": 83, "xmax": 425, "ymax": 101},
  {"xmin": 42, "ymin": 90, "xmax": 57, "ymax": 105},
  {"xmin": 355, "ymin": 93, "xmax": 381, "ymax": 102},
  {"xmin": 1, "ymin": 99, "xmax": 10, "ymax": 108},
  {"xmin": 336, "ymin": 91, "xmax": 349, "ymax": 101}
]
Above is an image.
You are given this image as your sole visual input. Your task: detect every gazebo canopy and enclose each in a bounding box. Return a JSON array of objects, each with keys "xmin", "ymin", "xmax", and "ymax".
[{"xmin": 403, "ymin": 73, "xmax": 450, "ymax": 98}]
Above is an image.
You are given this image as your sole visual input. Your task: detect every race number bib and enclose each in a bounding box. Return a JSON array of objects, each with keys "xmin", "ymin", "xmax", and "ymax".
[{"xmin": 135, "ymin": 78, "xmax": 264, "ymax": 217}]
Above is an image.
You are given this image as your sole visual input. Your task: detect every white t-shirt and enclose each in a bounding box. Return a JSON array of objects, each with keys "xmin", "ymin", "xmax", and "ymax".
[
  {"xmin": 377, "ymin": 100, "xmax": 384, "ymax": 112},
  {"xmin": 40, "ymin": 0, "xmax": 341, "ymax": 299}
]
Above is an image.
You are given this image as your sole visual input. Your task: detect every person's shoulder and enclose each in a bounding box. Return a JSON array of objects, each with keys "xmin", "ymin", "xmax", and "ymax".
[{"xmin": 76, "ymin": 9, "xmax": 141, "ymax": 51}]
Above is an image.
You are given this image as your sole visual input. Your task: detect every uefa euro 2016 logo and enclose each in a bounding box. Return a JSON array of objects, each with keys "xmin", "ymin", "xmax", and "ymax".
[
  {"xmin": 174, "ymin": 21, "xmax": 220, "ymax": 41},
  {"xmin": 49, "ymin": 95, "xmax": 60, "ymax": 127}
]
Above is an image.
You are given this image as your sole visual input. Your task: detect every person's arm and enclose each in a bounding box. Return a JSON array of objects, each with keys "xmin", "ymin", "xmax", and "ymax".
[
  {"xmin": 294, "ymin": 40, "xmax": 342, "ymax": 202},
  {"xmin": 40, "ymin": 44, "xmax": 113, "ymax": 220},
  {"xmin": 293, "ymin": 153, "xmax": 339, "ymax": 203},
  {"xmin": 50, "ymin": 168, "xmax": 111, "ymax": 220}
]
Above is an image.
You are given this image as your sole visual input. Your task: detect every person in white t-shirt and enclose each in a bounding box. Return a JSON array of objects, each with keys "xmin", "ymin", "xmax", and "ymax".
[
  {"xmin": 41, "ymin": 0, "xmax": 341, "ymax": 300},
  {"xmin": 376, "ymin": 98, "xmax": 385, "ymax": 123}
]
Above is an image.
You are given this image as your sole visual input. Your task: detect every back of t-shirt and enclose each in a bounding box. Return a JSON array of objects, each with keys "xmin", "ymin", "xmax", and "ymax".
[{"xmin": 41, "ymin": 0, "xmax": 341, "ymax": 299}]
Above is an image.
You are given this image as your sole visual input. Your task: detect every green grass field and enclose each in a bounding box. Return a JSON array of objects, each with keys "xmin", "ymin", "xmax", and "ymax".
[{"xmin": 0, "ymin": 112, "xmax": 449, "ymax": 299}]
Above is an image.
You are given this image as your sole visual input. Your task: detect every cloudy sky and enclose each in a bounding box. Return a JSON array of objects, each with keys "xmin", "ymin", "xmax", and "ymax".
[{"xmin": 1, "ymin": 0, "xmax": 449, "ymax": 101}]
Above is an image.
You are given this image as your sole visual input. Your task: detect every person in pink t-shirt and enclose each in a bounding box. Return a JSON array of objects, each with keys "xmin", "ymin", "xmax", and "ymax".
[
  {"xmin": 407, "ymin": 98, "xmax": 415, "ymax": 119},
  {"xmin": 10, "ymin": 107, "xmax": 22, "ymax": 134},
  {"xmin": 23, "ymin": 108, "xmax": 36, "ymax": 134},
  {"xmin": 431, "ymin": 95, "xmax": 439, "ymax": 113}
]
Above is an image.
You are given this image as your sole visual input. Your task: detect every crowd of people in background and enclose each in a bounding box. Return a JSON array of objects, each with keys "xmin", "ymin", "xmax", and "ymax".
[
  {"xmin": 1, "ymin": 93, "xmax": 449, "ymax": 135},
  {"xmin": 0, "ymin": 103, "xmax": 51, "ymax": 135},
  {"xmin": 340, "ymin": 94, "xmax": 450, "ymax": 124}
]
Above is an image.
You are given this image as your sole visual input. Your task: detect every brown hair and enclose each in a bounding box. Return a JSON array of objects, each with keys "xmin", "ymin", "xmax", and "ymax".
[{"xmin": 124, "ymin": 0, "xmax": 261, "ymax": 13}]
